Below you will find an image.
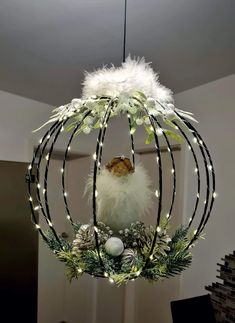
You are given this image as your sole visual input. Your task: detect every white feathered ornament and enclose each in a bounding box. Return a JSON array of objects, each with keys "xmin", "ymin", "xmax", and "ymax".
[
  {"xmin": 82, "ymin": 56, "xmax": 174, "ymax": 104},
  {"xmin": 86, "ymin": 156, "xmax": 152, "ymax": 232}
]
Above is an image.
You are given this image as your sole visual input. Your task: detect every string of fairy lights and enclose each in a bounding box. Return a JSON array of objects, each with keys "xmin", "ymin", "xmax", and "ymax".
[
  {"xmin": 26, "ymin": 0, "xmax": 216, "ymax": 283},
  {"xmin": 92, "ymin": 100, "xmax": 114, "ymax": 267},
  {"xmin": 127, "ymin": 113, "xmax": 136, "ymax": 166},
  {"xmin": 154, "ymin": 117, "xmax": 176, "ymax": 219},
  {"xmin": 27, "ymin": 95, "xmax": 216, "ymax": 281},
  {"xmin": 171, "ymin": 118, "xmax": 201, "ymax": 229},
  {"xmin": 61, "ymin": 110, "xmax": 92, "ymax": 224}
]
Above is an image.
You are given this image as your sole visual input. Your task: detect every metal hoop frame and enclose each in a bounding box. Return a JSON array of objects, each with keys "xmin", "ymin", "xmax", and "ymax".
[{"xmin": 28, "ymin": 100, "xmax": 215, "ymax": 275}]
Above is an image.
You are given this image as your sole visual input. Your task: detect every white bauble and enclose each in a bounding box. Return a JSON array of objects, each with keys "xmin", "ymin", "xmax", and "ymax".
[{"xmin": 105, "ymin": 237, "xmax": 124, "ymax": 257}]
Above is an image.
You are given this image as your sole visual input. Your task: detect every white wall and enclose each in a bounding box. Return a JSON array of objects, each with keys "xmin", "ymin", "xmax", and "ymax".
[
  {"xmin": 0, "ymin": 90, "xmax": 51, "ymax": 162},
  {"xmin": 175, "ymin": 74, "xmax": 235, "ymax": 299}
]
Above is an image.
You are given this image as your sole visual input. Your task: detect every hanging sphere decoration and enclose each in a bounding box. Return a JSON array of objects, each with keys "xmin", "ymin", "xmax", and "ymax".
[{"xmin": 27, "ymin": 58, "xmax": 216, "ymax": 285}]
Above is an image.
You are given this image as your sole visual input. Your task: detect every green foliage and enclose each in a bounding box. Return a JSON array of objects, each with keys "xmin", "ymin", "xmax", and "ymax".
[
  {"xmin": 44, "ymin": 229, "xmax": 71, "ymax": 253},
  {"xmin": 44, "ymin": 222, "xmax": 194, "ymax": 286},
  {"xmin": 133, "ymin": 91, "xmax": 147, "ymax": 102},
  {"xmin": 145, "ymin": 133, "xmax": 154, "ymax": 144},
  {"xmin": 71, "ymin": 221, "xmax": 82, "ymax": 234},
  {"xmin": 164, "ymin": 129, "xmax": 182, "ymax": 143}
]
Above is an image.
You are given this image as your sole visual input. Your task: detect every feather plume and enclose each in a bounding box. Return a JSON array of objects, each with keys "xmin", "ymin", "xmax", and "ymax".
[
  {"xmin": 85, "ymin": 164, "xmax": 153, "ymax": 232},
  {"xmin": 82, "ymin": 57, "xmax": 173, "ymax": 104}
]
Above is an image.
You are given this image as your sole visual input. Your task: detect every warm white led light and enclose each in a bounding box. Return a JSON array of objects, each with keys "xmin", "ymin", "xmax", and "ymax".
[
  {"xmin": 166, "ymin": 213, "xmax": 170, "ymax": 219},
  {"xmin": 194, "ymin": 168, "xmax": 198, "ymax": 173},
  {"xmin": 197, "ymin": 193, "xmax": 200, "ymax": 198},
  {"xmin": 188, "ymin": 145, "xmax": 191, "ymax": 150},
  {"xmin": 35, "ymin": 224, "xmax": 40, "ymax": 229},
  {"xmin": 39, "ymin": 138, "xmax": 43, "ymax": 144},
  {"xmin": 68, "ymin": 146, "xmax": 71, "ymax": 151},
  {"xmin": 67, "ymin": 215, "xmax": 71, "ymax": 220},
  {"xmin": 64, "ymin": 192, "xmax": 68, "ymax": 197},
  {"xmin": 43, "ymin": 189, "xmax": 46, "ymax": 194},
  {"xmin": 208, "ymin": 165, "xmax": 212, "ymax": 171},
  {"xmin": 94, "ymin": 226, "xmax": 98, "ymax": 233},
  {"xmin": 156, "ymin": 128, "xmax": 163, "ymax": 135},
  {"xmin": 171, "ymin": 169, "xmax": 175, "ymax": 174},
  {"xmin": 60, "ymin": 126, "xmax": 64, "ymax": 132},
  {"xmin": 47, "ymin": 134, "xmax": 51, "ymax": 139},
  {"xmin": 149, "ymin": 255, "xmax": 153, "ymax": 260},
  {"xmin": 127, "ymin": 114, "xmax": 130, "ymax": 118},
  {"xmin": 45, "ymin": 154, "xmax": 49, "ymax": 161},
  {"xmin": 77, "ymin": 268, "xmax": 83, "ymax": 273},
  {"xmin": 29, "ymin": 196, "xmax": 33, "ymax": 202},
  {"xmin": 156, "ymin": 226, "xmax": 161, "ymax": 233},
  {"xmin": 130, "ymin": 128, "xmax": 135, "ymax": 135},
  {"xmin": 213, "ymin": 192, "xmax": 217, "ymax": 198},
  {"xmin": 34, "ymin": 206, "xmax": 40, "ymax": 211},
  {"xmin": 37, "ymin": 183, "xmax": 41, "ymax": 189},
  {"xmin": 93, "ymin": 153, "xmax": 97, "ymax": 160},
  {"xmin": 155, "ymin": 190, "xmax": 159, "ymax": 198},
  {"xmin": 189, "ymin": 217, "xmax": 192, "ymax": 222},
  {"xmin": 109, "ymin": 277, "xmax": 114, "ymax": 284},
  {"xmin": 104, "ymin": 272, "xmax": 109, "ymax": 278},
  {"xmin": 193, "ymin": 137, "xmax": 197, "ymax": 143},
  {"xmin": 28, "ymin": 164, "xmax": 32, "ymax": 170},
  {"xmin": 61, "ymin": 168, "xmax": 64, "ymax": 173},
  {"xmin": 167, "ymin": 147, "xmax": 171, "ymax": 152},
  {"xmin": 194, "ymin": 229, "xmax": 197, "ymax": 235},
  {"xmin": 48, "ymin": 220, "xmax": 53, "ymax": 227},
  {"xmin": 136, "ymin": 270, "xmax": 141, "ymax": 276},
  {"xmin": 95, "ymin": 190, "xmax": 98, "ymax": 197},
  {"xmin": 131, "ymin": 149, "xmax": 134, "ymax": 154},
  {"xmin": 100, "ymin": 142, "xmax": 103, "ymax": 147}
]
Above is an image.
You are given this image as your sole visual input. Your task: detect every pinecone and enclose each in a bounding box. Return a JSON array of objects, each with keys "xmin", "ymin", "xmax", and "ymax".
[
  {"xmin": 118, "ymin": 221, "xmax": 146, "ymax": 248},
  {"xmin": 73, "ymin": 224, "xmax": 95, "ymax": 250},
  {"xmin": 143, "ymin": 226, "xmax": 171, "ymax": 258},
  {"xmin": 121, "ymin": 248, "xmax": 139, "ymax": 268}
]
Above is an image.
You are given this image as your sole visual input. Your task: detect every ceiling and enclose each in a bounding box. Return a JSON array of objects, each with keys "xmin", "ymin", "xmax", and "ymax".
[{"xmin": 0, "ymin": 0, "xmax": 235, "ymax": 106}]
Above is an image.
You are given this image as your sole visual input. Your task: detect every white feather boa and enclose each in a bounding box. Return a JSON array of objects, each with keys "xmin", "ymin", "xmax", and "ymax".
[
  {"xmin": 82, "ymin": 57, "xmax": 173, "ymax": 104},
  {"xmin": 85, "ymin": 164, "xmax": 153, "ymax": 232}
]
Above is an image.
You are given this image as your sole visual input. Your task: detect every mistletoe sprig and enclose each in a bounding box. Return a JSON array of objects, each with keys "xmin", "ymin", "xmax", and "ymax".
[{"xmin": 34, "ymin": 91, "xmax": 197, "ymax": 146}]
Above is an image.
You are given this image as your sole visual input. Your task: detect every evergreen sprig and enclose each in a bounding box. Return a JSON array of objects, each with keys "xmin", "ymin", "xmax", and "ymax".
[{"xmin": 43, "ymin": 223, "xmax": 195, "ymax": 285}]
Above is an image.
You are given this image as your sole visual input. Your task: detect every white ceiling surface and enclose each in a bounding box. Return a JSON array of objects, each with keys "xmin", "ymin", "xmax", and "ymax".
[{"xmin": 0, "ymin": 0, "xmax": 235, "ymax": 106}]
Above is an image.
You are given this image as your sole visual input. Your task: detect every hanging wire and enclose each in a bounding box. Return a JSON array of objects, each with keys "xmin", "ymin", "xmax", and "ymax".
[{"xmin": 122, "ymin": 0, "xmax": 127, "ymax": 63}]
